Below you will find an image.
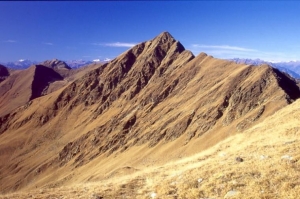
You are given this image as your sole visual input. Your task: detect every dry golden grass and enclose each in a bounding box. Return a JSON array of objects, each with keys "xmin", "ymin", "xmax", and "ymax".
[
  {"xmin": 2, "ymin": 32, "xmax": 299, "ymax": 196},
  {"xmin": 1, "ymin": 99, "xmax": 300, "ymax": 199}
]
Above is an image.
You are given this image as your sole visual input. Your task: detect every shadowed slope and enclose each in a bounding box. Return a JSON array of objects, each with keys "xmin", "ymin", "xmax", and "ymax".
[
  {"xmin": 30, "ymin": 65, "xmax": 64, "ymax": 100},
  {"xmin": 0, "ymin": 64, "xmax": 9, "ymax": 83},
  {"xmin": 0, "ymin": 32, "xmax": 299, "ymax": 193}
]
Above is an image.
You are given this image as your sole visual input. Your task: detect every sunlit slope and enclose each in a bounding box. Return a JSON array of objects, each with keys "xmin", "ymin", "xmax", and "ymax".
[
  {"xmin": 0, "ymin": 32, "xmax": 299, "ymax": 194},
  {"xmin": 1, "ymin": 94, "xmax": 300, "ymax": 199}
]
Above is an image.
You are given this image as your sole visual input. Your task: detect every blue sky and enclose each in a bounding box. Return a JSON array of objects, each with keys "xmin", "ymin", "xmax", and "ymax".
[{"xmin": 1, "ymin": 1, "xmax": 300, "ymax": 62}]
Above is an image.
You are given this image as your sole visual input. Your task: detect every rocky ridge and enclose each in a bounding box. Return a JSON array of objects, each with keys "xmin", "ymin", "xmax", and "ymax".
[{"xmin": 0, "ymin": 32, "xmax": 299, "ymax": 193}]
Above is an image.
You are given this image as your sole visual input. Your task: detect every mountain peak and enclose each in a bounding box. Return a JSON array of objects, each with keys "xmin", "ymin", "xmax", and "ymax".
[
  {"xmin": 158, "ymin": 31, "xmax": 174, "ymax": 38},
  {"xmin": 152, "ymin": 31, "xmax": 176, "ymax": 44},
  {"xmin": 39, "ymin": 59, "xmax": 71, "ymax": 70}
]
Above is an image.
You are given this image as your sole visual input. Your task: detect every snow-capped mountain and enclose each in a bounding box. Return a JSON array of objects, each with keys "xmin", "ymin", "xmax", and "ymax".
[
  {"xmin": 65, "ymin": 59, "xmax": 111, "ymax": 68},
  {"xmin": 0, "ymin": 59, "xmax": 105, "ymax": 70},
  {"xmin": 65, "ymin": 60, "xmax": 93, "ymax": 69},
  {"xmin": 0, "ymin": 59, "xmax": 38, "ymax": 69}
]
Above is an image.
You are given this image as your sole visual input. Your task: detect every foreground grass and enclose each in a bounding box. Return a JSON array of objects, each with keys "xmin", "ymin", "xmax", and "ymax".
[{"xmin": 1, "ymin": 102, "xmax": 300, "ymax": 199}]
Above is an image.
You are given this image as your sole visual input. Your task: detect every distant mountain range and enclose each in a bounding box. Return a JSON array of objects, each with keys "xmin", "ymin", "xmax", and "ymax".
[
  {"xmin": 0, "ymin": 59, "xmax": 38, "ymax": 70},
  {"xmin": 0, "ymin": 59, "xmax": 104, "ymax": 70},
  {"xmin": 230, "ymin": 58, "xmax": 300, "ymax": 79}
]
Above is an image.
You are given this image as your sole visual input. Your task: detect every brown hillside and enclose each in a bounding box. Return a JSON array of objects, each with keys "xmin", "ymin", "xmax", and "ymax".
[
  {"xmin": 1, "ymin": 98, "xmax": 300, "ymax": 198},
  {"xmin": 43, "ymin": 62, "xmax": 103, "ymax": 95},
  {"xmin": 0, "ymin": 32, "xmax": 299, "ymax": 193},
  {"xmin": 0, "ymin": 65, "xmax": 63, "ymax": 116},
  {"xmin": 64, "ymin": 62, "xmax": 103, "ymax": 82},
  {"xmin": 0, "ymin": 60, "xmax": 103, "ymax": 116}
]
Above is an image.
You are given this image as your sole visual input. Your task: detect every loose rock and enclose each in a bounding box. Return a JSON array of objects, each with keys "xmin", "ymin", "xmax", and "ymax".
[
  {"xmin": 224, "ymin": 190, "xmax": 240, "ymax": 198},
  {"xmin": 90, "ymin": 194, "xmax": 103, "ymax": 199},
  {"xmin": 235, "ymin": 157, "xmax": 243, "ymax": 162},
  {"xmin": 150, "ymin": 192, "xmax": 157, "ymax": 198},
  {"xmin": 198, "ymin": 178, "xmax": 203, "ymax": 183},
  {"xmin": 281, "ymin": 155, "xmax": 293, "ymax": 161}
]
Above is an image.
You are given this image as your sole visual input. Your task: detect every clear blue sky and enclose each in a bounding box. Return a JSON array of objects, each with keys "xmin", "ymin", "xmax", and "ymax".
[{"xmin": 1, "ymin": 1, "xmax": 300, "ymax": 62}]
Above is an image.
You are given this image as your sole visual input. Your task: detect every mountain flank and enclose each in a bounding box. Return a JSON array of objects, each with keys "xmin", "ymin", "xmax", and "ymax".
[
  {"xmin": 0, "ymin": 32, "xmax": 299, "ymax": 194},
  {"xmin": 0, "ymin": 59, "xmax": 104, "ymax": 117},
  {"xmin": 0, "ymin": 63, "xmax": 66, "ymax": 116},
  {"xmin": 1, "ymin": 97, "xmax": 300, "ymax": 198}
]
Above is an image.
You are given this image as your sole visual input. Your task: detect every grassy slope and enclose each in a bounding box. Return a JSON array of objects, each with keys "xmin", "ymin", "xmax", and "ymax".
[
  {"xmin": 2, "ymin": 33, "xmax": 299, "ymax": 196},
  {"xmin": 1, "ymin": 97, "xmax": 300, "ymax": 199}
]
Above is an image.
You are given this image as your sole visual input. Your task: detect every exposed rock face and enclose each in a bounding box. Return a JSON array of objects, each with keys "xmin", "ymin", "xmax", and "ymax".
[{"xmin": 0, "ymin": 32, "xmax": 299, "ymax": 193}]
